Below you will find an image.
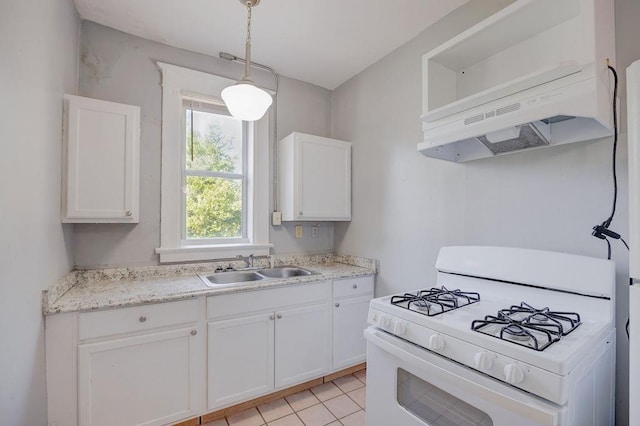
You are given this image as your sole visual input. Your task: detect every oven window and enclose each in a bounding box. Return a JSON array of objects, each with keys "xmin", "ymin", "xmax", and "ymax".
[{"xmin": 397, "ymin": 368, "xmax": 493, "ymax": 426}]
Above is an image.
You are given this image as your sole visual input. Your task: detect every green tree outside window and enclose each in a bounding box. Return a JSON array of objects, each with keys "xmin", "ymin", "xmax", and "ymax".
[{"xmin": 185, "ymin": 116, "xmax": 243, "ymax": 239}]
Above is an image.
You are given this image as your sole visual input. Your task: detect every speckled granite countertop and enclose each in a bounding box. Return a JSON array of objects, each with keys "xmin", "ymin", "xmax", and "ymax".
[{"xmin": 43, "ymin": 254, "xmax": 377, "ymax": 315}]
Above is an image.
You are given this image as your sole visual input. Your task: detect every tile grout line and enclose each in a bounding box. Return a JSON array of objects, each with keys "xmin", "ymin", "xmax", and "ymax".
[
  {"xmin": 320, "ymin": 398, "xmax": 360, "ymax": 421},
  {"xmin": 343, "ymin": 392, "xmax": 364, "ymax": 412},
  {"xmin": 291, "ymin": 410, "xmax": 306, "ymax": 426},
  {"xmin": 264, "ymin": 393, "xmax": 304, "ymax": 425},
  {"xmin": 317, "ymin": 377, "xmax": 360, "ymax": 422},
  {"xmin": 220, "ymin": 379, "xmax": 365, "ymax": 426},
  {"xmin": 281, "ymin": 396, "xmax": 302, "ymax": 426},
  {"xmin": 258, "ymin": 407, "xmax": 267, "ymax": 425}
]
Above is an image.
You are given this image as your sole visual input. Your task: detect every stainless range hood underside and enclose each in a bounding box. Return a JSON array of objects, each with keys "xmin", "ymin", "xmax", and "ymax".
[
  {"xmin": 476, "ymin": 122, "xmax": 551, "ymax": 155},
  {"xmin": 420, "ymin": 114, "xmax": 613, "ymax": 163}
]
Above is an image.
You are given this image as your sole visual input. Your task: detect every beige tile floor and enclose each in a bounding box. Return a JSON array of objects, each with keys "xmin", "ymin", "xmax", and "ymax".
[{"xmin": 204, "ymin": 370, "xmax": 366, "ymax": 426}]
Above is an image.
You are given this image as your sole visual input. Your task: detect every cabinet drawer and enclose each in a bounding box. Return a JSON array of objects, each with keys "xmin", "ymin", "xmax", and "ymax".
[
  {"xmin": 332, "ymin": 276, "xmax": 374, "ymax": 298},
  {"xmin": 208, "ymin": 281, "xmax": 331, "ymax": 319},
  {"xmin": 79, "ymin": 299, "xmax": 199, "ymax": 340}
]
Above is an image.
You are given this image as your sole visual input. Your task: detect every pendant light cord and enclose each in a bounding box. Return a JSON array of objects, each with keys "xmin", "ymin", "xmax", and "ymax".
[
  {"xmin": 190, "ymin": 100, "xmax": 194, "ymax": 162},
  {"xmin": 219, "ymin": 51, "xmax": 279, "ymax": 211},
  {"xmin": 244, "ymin": 1, "xmax": 253, "ymax": 79},
  {"xmin": 246, "ymin": 1, "xmax": 252, "ymax": 44}
]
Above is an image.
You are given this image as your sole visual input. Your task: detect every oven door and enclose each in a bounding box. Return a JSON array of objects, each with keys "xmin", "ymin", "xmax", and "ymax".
[{"xmin": 365, "ymin": 328, "xmax": 565, "ymax": 426}]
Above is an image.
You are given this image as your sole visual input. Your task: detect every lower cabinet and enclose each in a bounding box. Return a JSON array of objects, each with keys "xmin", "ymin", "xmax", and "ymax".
[
  {"xmin": 275, "ymin": 303, "xmax": 332, "ymax": 388},
  {"xmin": 45, "ymin": 274, "xmax": 374, "ymax": 425},
  {"xmin": 207, "ymin": 313, "xmax": 275, "ymax": 408},
  {"xmin": 78, "ymin": 327, "xmax": 200, "ymax": 426},
  {"xmin": 46, "ymin": 298, "xmax": 204, "ymax": 426},
  {"xmin": 331, "ymin": 276, "xmax": 375, "ymax": 371},
  {"xmin": 207, "ymin": 282, "xmax": 332, "ymax": 410}
]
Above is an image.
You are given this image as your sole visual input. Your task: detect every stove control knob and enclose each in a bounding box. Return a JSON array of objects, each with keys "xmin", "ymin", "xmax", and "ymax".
[
  {"xmin": 393, "ymin": 321, "xmax": 407, "ymax": 336},
  {"xmin": 474, "ymin": 352, "xmax": 493, "ymax": 371},
  {"xmin": 429, "ymin": 334, "xmax": 445, "ymax": 351},
  {"xmin": 379, "ymin": 315, "xmax": 391, "ymax": 329},
  {"xmin": 504, "ymin": 364, "xmax": 525, "ymax": 384}
]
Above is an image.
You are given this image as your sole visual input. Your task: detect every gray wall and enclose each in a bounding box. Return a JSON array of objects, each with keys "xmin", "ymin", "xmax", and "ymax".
[
  {"xmin": 75, "ymin": 22, "xmax": 335, "ymax": 267},
  {"xmin": 332, "ymin": 0, "xmax": 511, "ymax": 296},
  {"xmin": 269, "ymin": 76, "xmax": 335, "ymax": 255},
  {"xmin": 0, "ymin": 0, "xmax": 78, "ymax": 424},
  {"xmin": 331, "ymin": 0, "xmax": 638, "ymax": 424}
]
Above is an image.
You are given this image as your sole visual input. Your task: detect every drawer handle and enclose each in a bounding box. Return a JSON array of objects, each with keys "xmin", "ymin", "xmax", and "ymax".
[
  {"xmin": 191, "ymin": 330, "xmax": 197, "ymax": 336},
  {"xmin": 277, "ymin": 313, "xmax": 283, "ymax": 319},
  {"xmin": 335, "ymin": 302, "xmax": 340, "ymax": 308},
  {"xmin": 352, "ymin": 284, "xmax": 358, "ymax": 289},
  {"xmin": 125, "ymin": 211, "xmax": 133, "ymax": 217},
  {"xmin": 139, "ymin": 316, "xmax": 147, "ymax": 323}
]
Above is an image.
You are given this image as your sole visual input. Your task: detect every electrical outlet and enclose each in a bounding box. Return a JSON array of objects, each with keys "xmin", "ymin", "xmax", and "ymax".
[
  {"xmin": 295, "ymin": 225, "xmax": 303, "ymax": 238},
  {"xmin": 311, "ymin": 225, "xmax": 319, "ymax": 238}
]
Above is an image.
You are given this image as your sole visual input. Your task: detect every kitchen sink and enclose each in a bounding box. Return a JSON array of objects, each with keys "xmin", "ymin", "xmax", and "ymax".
[
  {"xmin": 199, "ymin": 266, "xmax": 318, "ymax": 286},
  {"xmin": 200, "ymin": 271, "xmax": 264, "ymax": 286},
  {"xmin": 256, "ymin": 266, "xmax": 317, "ymax": 278}
]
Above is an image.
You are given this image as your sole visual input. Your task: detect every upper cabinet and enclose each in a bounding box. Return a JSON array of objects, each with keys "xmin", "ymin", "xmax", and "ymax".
[
  {"xmin": 278, "ymin": 132, "xmax": 351, "ymax": 221},
  {"xmin": 62, "ymin": 95, "xmax": 140, "ymax": 223}
]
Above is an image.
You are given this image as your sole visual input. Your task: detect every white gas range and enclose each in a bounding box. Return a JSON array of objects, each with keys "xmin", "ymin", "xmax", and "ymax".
[{"xmin": 365, "ymin": 246, "xmax": 616, "ymax": 426}]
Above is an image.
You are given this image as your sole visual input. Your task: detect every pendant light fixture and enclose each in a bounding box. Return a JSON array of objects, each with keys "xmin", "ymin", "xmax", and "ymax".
[{"xmin": 221, "ymin": 0, "xmax": 273, "ymax": 121}]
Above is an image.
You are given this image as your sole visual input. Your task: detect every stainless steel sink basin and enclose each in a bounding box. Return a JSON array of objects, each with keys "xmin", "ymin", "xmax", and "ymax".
[
  {"xmin": 256, "ymin": 266, "xmax": 317, "ymax": 278},
  {"xmin": 199, "ymin": 265, "xmax": 318, "ymax": 287},
  {"xmin": 200, "ymin": 271, "xmax": 264, "ymax": 286}
]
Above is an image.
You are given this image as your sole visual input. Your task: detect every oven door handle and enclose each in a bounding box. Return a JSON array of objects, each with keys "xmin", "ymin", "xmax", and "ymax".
[
  {"xmin": 364, "ymin": 327, "xmax": 561, "ymax": 426},
  {"xmin": 365, "ymin": 327, "xmax": 432, "ymax": 366}
]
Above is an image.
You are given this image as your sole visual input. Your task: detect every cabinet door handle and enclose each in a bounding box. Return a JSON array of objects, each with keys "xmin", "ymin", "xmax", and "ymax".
[
  {"xmin": 335, "ymin": 302, "xmax": 340, "ymax": 307},
  {"xmin": 352, "ymin": 284, "xmax": 358, "ymax": 289},
  {"xmin": 299, "ymin": 211, "xmax": 303, "ymax": 216},
  {"xmin": 276, "ymin": 313, "xmax": 283, "ymax": 319},
  {"xmin": 138, "ymin": 316, "xmax": 147, "ymax": 323},
  {"xmin": 125, "ymin": 210, "xmax": 132, "ymax": 217},
  {"xmin": 270, "ymin": 314, "xmax": 275, "ymax": 320},
  {"xmin": 190, "ymin": 330, "xmax": 197, "ymax": 336}
]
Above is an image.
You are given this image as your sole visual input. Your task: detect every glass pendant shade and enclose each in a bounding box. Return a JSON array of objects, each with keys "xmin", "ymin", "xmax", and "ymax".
[{"xmin": 221, "ymin": 81, "xmax": 272, "ymax": 121}]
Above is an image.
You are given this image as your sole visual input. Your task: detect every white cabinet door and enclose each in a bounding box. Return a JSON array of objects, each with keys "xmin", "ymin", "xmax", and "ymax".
[
  {"xmin": 78, "ymin": 327, "xmax": 199, "ymax": 426},
  {"xmin": 332, "ymin": 295, "xmax": 372, "ymax": 371},
  {"xmin": 208, "ymin": 313, "xmax": 275, "ymax": 410},
  {"xmin": 62, "ymin": 94, "xmax": 140, "ymax": 223},
  {"xmin": 279, "ymin": 132, "xmax": 351, "ymax": 221},
  {"xmin": 274, "ymin": 302, "xmax": 332, "ymax": 388}
]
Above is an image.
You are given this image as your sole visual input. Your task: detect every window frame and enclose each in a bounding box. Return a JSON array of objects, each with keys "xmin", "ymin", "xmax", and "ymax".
[{"xmin": 156, "ymin": 62, "xmax": 271, "ymax": 263}]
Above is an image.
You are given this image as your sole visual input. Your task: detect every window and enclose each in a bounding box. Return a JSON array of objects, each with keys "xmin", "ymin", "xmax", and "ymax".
[
  {"xmin": 183, "ymin": 100, "xmax": 246, "ymax": 243},
  {"xmin": 156, "ymin": 63, "xmax": 271, "ymax": 263}
]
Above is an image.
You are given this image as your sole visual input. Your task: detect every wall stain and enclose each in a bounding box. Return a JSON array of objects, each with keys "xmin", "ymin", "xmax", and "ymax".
[{"xmin": 81, "ymin": 47, "xmax": 104, "ymax": 84}]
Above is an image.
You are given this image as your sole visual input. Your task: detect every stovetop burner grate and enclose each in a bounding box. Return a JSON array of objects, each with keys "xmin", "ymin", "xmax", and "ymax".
[
  {"xmin": 390, "ymin": 286, "xmax": 480, "ymax": 317},
  {"xmin": 471, "ymin": 302, "xmax": 582, "ymax": 351}
]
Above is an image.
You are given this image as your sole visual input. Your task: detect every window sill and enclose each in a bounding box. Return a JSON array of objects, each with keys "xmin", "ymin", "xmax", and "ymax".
[{"xmin": 155, "ymin": 243, "xmax": 273, "ymax": 263}]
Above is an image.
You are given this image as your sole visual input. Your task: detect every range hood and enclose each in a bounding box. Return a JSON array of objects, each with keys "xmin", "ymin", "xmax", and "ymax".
[{"xmin": 418, "ymin": 0, "xmax": 615, "ymax": 163}]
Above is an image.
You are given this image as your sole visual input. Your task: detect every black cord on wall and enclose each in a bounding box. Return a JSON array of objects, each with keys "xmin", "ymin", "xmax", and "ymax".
[
  {"xmin": 589, "ymin": 64, "xmax": 633, "ymax": 340},
  {"xmin": 591, "ymin": 64, "xmax": 627, "ymax": 260}
]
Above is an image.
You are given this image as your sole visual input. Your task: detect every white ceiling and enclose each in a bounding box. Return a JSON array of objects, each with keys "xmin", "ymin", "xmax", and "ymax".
[{"xmin": 72, "ymin": 0, "xmax": 468, "ymax": 90}]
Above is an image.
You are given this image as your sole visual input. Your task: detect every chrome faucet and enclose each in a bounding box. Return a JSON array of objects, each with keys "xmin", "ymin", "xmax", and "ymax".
[{"xmin": 236, "ymin": 254, "xmax": 254, "ymax": 268}]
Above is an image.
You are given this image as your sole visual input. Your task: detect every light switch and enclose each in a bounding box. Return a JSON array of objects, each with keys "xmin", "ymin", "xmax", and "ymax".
[
  {"xmin": 311, "ymin": 225, "xmax": 319, "ymax": 238},
  {"xmin": 295, "ymin": 225, "xmax": 303, "ymax": 238},
  {"xmin": 272, "ymin": 211, "xmax": 282, "ymax": 226}
]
